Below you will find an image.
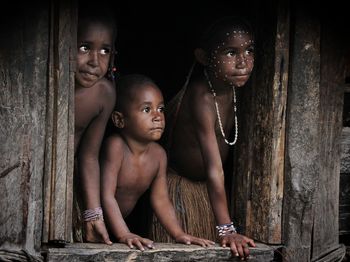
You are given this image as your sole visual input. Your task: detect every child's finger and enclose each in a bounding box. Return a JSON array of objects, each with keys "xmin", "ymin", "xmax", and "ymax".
[
  {"xmin": 101, "ymin": 233, "xmax": 112, "ymax": 245},
  {"xmin": 247, "ymin": 238, "xmax": 256, "ymax": 247},
  {"xmin": 204, "ymin": 239, "xmax": 216, "ymax": 246},
  {"xmin": 127, "ymin": 239, "xmax": 134, "ymax": 249},
  {"xmin": 190, "ymin": 238, "xmax": 205, "ymax": 247},
  {"xmin": 199, "ymin": 238, "xmax": 215, "ymax": 246},
  {"xmin": 104, "ymin": 238, "xmax": 112, "ymax": 245},
  {"xmin": 243, "ymin": 243, "xmax": 250, "ymax": 258},
  {"xmin": 229, "ymin": 242, "xmax": 239, "ymax": 257},
  {"xmin": 141, "ymin": 238, "xmax": 154, "ymax": 249},
  {"xmin": 236, "ymin": 243, "xmax": 244, "ymax": 259},
  {"xmin": 133, "ymin": 239, "xmax": 145, "ymax": 251},
  {"xmin": 221, "ymin": 238, "xmax": 228, "ymax": 248}
]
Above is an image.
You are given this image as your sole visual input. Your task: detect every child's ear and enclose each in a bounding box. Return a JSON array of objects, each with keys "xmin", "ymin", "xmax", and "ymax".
[
  {"xmin": 111, "ymin": 111, "xmax": 124, "ymax": 128},
  {"xmin": 194, "ymin": 48, "xmax": 209, "ymax": 66}
]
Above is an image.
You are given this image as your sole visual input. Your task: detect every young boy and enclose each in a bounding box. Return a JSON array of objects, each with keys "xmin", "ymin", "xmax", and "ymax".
[
  {"xmin": 151, "ymin": 17, "xmax": 256, "ymax": 259},
  {"xmin": 74, "ymin": 6, "xmax": 116, "ymax": 244},
  {"xmin": 100, "ymin": 74, "xmax": 215, "ymax": 250}
]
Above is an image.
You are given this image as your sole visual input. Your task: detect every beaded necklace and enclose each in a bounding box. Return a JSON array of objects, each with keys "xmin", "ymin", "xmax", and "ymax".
[{"xmin": 204, "ymin": 70, "xmax": 238, "ymax": 146}]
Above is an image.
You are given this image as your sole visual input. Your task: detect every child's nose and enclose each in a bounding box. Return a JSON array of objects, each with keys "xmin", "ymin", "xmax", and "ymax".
[
  {"xmin": 87, "ymin": 50, "xmax": 99, "ymax": 67},
  {"xmin": 152, "ymin": 111, "xmax": 163, "ymax": 122},
  {"xmin": 236, "ymin": 53, "xmax": 247, "ymax": 68}
]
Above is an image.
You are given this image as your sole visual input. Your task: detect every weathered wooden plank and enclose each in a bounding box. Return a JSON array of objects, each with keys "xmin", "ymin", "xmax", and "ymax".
[
  {"xmin": 312, "ymin": 12, "xmax": 348, "ymax": 259},
  {"xmin": 45, "ymin": 243, "xmax": 275, "ymax": 262},
  {"xmin": 232, "ymin": 0, "xmax": 288, "ymax": 244},
  {"xmin": 42, "ymin": 0, "xmax": 76, "ymax": 243},
  {"xmin": 310, "ymin": 244, "xmax": 345, "ymax": 262},
  {"xmin": 282, "ymin": 6, "xmax": 321, "ymax": 262},
  {"xmin": 340, "ymin": 127, "xmax": 350, "ymax": 173},
  {"xmin": 0, "ymin": 2, "xmax": 49, "ymax": 257}
]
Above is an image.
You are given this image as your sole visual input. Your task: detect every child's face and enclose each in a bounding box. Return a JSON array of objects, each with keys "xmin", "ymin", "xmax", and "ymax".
[
  {"xmin": 123, "ymin": 85, "xmax": 165, "ymax": 142},
  {"xmin": 208, "ymin": 31, "xmax": 254, "ymax": 87},
  {"xmin": 76, "ymin": 21, "xmax": 113, "ymax": 88}
]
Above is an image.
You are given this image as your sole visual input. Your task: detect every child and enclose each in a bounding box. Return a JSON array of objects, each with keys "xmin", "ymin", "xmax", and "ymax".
[
  {"xmin": 100, "ymin": 74, "xmax": 215, "ymax": 250},
  {"xmin": 74, "ymin": 6, "xmax": 116, "ymax": 244},
  {"xmin": 151, "ymin": 17, "xmax": 256, "ymax": 259}
]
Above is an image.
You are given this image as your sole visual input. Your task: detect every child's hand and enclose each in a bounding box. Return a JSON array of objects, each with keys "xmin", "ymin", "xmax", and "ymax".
[
  {"xmin": 118, "ymin": 233, "xmax": 154, "ymax": 251},
  {"xmin": 175, "ymin": 233, "xmax": 215, "ymax": 247},
  {"xmin": 220, "ymin": 233, "xmax": 255, "ymax": 260},
  {"xmin": 84, "ymin": 219, "xmax": 112, "ymax": 245}
]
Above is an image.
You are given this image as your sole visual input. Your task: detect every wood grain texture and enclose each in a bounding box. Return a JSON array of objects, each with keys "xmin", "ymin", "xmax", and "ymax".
[
  {"xmin": 312, "ymin": 14, "xmax": 347, "ymax": 258},
  {"xmin": 42, "ymin": 0, "xmax": 76, "ymax": 243},
  {"xmin": 0, "ymin": 2, "xmax": 49, "ymax": 256},
  {"xmin": 45, "ymin": 243, "xmax": 275, "ymax": 262},
  {"xmin": 232, "ymin": 0, "xmax": 289, "ymax": 244},
  {"xmin": 282, "ymin": 7, "xmax": 321, "ymax": 262}
]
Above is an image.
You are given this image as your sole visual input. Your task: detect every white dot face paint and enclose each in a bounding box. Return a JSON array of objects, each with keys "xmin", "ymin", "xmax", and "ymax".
[{"xmin": 208, "ymin": 31, "xmax": 255, "ymax": 88}]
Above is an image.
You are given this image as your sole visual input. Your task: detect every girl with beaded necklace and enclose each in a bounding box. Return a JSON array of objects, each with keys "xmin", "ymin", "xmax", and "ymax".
[{"xmin": 151, "ymin": 16, "xmax": 256, "ymax": 260}]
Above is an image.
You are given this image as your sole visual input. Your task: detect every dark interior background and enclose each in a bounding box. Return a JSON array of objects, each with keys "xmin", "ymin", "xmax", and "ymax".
[{"xmin": 114, "ymin": 1, "xmax": 257, "ymax": 102}]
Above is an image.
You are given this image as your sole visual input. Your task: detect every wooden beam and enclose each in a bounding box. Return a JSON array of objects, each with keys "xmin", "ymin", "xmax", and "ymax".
[
  {"xmin": 233, "ymin": 0, "xmax": 289, "ymax": 244},
  {"xmin": 311, "ymin": 11, "xmax": 347, "ymax": 258},
  {"xmin": 282, "ymin": 5, "xmax": 321, "ymax": 262},
  {"xmin": 45, "ymin": 243, "xmax": 275, "ymax": 262},
  {"xmin": 0, "ymin": 2, "xmax": 49, "ymax": 257},
  {"xmin": 42, "ymin": 0, "xmax": 76, "ymax": 243}
]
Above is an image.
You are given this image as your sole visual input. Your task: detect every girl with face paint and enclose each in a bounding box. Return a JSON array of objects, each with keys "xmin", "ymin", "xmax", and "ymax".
[{"xmin": 151, "ymin": 17, "xmax": 256, "ymax": 260}]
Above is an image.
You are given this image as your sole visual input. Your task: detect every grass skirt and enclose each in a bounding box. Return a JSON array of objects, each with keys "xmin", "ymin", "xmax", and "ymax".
[{"xmin": 150, "ymin": 168, "xmax": 217, "ymax": 242}]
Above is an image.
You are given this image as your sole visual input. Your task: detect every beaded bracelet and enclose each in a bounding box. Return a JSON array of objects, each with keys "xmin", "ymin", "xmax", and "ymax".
[
  {"xmin": 216, "ymin": 222, "xmax": 237, "ymax": 236},
  {"xmin": 83, "ymin": 207, "xmax": 104, "ymax": 222}
]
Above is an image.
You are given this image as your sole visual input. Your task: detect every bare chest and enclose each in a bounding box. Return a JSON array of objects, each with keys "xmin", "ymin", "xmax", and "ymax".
[
  {"xmin": 117, "ymin": 158, "xmax": 158, "ymax": 196},
  {"xmin": 75, "ymin": 91, "xmax": 101, "ymax": 133},
  {"xmin": 212, "ymin": 96, "xmax": 235, "ymax": 136}
]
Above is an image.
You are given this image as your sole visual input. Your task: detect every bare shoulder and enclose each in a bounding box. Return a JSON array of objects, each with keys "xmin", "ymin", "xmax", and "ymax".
[
  {"xmin": 149, "ymin": 142, "xmax": 167, "ymax": 162},
  {"xmin": 102, "ymin": 133, "xmax": 125, "ymax": 158},
  {"xmin": 187, "ymin": 78, "xmax": 212, "ymax": 105},
  {"xmin": 95, "ymin": 77, "xmax": 116, "ymax": 98}
]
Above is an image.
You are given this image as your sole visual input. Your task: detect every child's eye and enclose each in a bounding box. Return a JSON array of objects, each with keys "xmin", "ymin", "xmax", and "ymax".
[
  {"xmin": 158, "ymin": 106, "xmax": 165, "ymax": 113},
  {"xmin": 142, "ymin": 107, "xmax": 151, "ymax": 113},
  {"xmin": 226, "ymin": 51, "xmax": 236, "ymax": 57},
  {"xmin": 100, "ymin": 48, "xmax": 110, "ymax": 55},
  {"xmin": 245, "ymin": 47, "xmax": 255, "ymax": 56},
  {"xmin": 79, "ymin": 45, "xmax": 89, "ymax": 53}
]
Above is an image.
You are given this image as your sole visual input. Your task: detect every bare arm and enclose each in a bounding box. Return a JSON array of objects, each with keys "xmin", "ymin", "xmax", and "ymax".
[
  {"xmin": 78, "ymin": 79, "xmax": 116, "ymax": 210},
  {"xmin": 150, "ymin": 147, "xmax": 214, "ymax": 247},
  {"xmin": 100, "ymin": 136, "xmax": 130, "ymax": 239},
  {"xmin": 77, "ymin": 79, "xmax": 115, "ymax": 244},
  {"xmin": 190, "ymin": 84, "xmax": 255, "ymax": 257},
  {"xmin": 189, "ymin": 85, "xmax": 231, "ymax": 225},
  {"xmin": 150, "ymin": 149, "xmax": 184, "ymax": 238}
]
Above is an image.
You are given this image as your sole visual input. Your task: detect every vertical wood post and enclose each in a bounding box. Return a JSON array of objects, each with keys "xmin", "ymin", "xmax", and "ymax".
[
  {"xmin": 282, "ymin": 5, "xmax": 321, "ymax": 261},
  {"xmin": 42, "ymin": 0, "xmax": 76, "ymax": 243},
  {"xmin": 233, "ymin": 0, "xmax": 289, "ymax": 244},
  {"xmin": 0, "ymin": 2, "xmax": 49, "ymax": 260}
]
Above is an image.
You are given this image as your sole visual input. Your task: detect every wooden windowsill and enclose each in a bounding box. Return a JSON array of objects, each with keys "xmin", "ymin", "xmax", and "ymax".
[{"xmin": 44, "ymin": 242, "xmax": 277, "ymax": 261}]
